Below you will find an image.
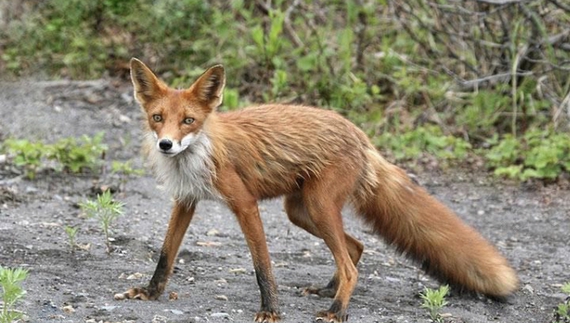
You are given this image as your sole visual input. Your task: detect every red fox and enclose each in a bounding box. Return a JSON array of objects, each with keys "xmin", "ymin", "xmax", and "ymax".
[{"xmin": 115, "ymin": 58, "xmax": 518, "ymax": 322}]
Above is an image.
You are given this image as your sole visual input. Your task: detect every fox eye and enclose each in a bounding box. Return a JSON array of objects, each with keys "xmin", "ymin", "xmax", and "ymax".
[
  {"xmin": 152, "ymin": 114, "xmax": 162, "ymax": 122},
  {"xmin": 183, "ymin": 117, "xmax": 195, "ymax": 125}
]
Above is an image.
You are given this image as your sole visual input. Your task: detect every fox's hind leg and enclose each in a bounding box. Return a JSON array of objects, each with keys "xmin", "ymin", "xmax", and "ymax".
[
  {"xmin": 289, "ymin": 163, "xmax": 362, "ymax": 322},
  {"xmin": 284, "ymin": 193, "xmax": 363, "ymax": 298}
]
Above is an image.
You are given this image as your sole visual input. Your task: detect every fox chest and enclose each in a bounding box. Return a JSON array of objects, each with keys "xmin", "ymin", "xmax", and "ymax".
[{"xmin": 151, "ymin": 145, "xmax": 221, "ymax": 203}]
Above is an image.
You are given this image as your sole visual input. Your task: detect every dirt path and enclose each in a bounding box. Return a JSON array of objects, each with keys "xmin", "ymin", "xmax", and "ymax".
[{"xmin": 0, "ymin": 80, "xmax": 568, "ymax": 323}]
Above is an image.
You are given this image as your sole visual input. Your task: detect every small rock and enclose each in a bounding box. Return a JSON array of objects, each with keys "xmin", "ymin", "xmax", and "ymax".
[
  {"xmin": 196, "ymin": 241, "xmax": 222, "ymax": 247},
  {"xmin": 215, "ymin": 278, "xmax": 228, "ymax": 285},
  {"xmin": 114, "ymin": 293, "xmax": 126, "ymax": 300},
  {"xmin": 169, "ymin": 292, "xmax": 178, "ymax": 300},
  {"xmin": 164, "ymin": 309, "xmax": 184, "ymax": 315},
  {"xmin": 229, "ymin": 267, "xmax": 247, "ymax": 274},
  {"xmin": 215, "ymin": 294, "xmax": 228, "ymax": 301},
  {"xmin": 152, "ymin": 315, "xmax": 168, "ymax": 323},
  {"xmin": 210, "ymin": 312, "xmax": 230, "ymax": 318},
  {"xmin": 62, "ymin": 305, "xmax": 75, "ymax": 313},
  {"xmin": 25, "ymin": 185, "xmax": 38, "ymax": 194},
  {"xmin": 119, "ymin": 114, "xmax": 131, "ymax": 123},
  {"xmin": 385, "ymin": 276, "xmax": 401, "ymax": 283},
  {"xmin": 127, "ymin": 272, "xmax": 144, "ymax": 280},
  {"xmin": 100, "ymin": 305, "xmax": 118, "ymax": 311},
  {"xmin": 523, "ymin": 284, "xmax": 534, "ymax": 294},
  {"xmin": 207, "ymin": 229, "xmax": 220, "ymax": 236}
]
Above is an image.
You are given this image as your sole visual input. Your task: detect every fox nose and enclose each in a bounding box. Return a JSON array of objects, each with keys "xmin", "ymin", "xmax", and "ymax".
[{"xmin": 159, "ymin": 139, "xmax": 173, "ymax": 151}]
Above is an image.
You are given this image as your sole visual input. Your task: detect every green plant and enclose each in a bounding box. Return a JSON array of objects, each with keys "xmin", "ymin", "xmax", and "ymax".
[
  {"xmin": 111, "ymin": 160, "xmax": 145, "ymax": 191},
  {"xmin": 2, "ymin": 139, "xmax": 45, "ymax": 179},
  {"xmin": 110, "ymin": 160, "xmax": 144, "ymax": 177},
  {"xmin": 0, "ymin": 266, "xmax": 29, "ymax": 323},
  {"xmin": 47, "ymin": 132, "xmax": 107, "ymax": 173},
  {"xmin": 485, "ymin": 129, "xmax": 570, "ymax": 180},
  {"xmin": 420, "ymin": 285, "xmax": 449, "ymax": 323},
  {"xmin": 79, "ymin": 190, "xmax": 124, "ymax": 253},
  {"xmin": 64, "ymin": 226, "xmax": 79, "ymax": 253},
  {"xmin": 553, "ymin": 283, "xmax": 570, "ymax": 323},
  {"xmin": 374, "ymin": 125, "xmax": 472, "ymax": 163},
  {"xmin": 1, "ymin": 133, "xmax": 107, "ymax": 178}
]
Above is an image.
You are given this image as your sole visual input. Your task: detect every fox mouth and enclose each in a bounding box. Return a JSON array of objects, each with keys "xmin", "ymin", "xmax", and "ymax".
[{"xmin": 159, "ymin": 149, "xmax": 178, "ymax": 156}]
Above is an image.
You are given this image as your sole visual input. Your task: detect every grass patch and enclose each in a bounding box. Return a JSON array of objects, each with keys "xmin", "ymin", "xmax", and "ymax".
[{"xmin": 0, "ymin": 266, "xmax": 28, "ymax": 323}]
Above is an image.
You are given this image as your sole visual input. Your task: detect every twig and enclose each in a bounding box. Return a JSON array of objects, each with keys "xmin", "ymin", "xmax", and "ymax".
[
  {"xmin": 475, "ymin": 0, "xmax": 523, "ymax": 4},
  {"xmin": 455, "ymin": 71, "xmax": 534, "ymax": 90},
  {"xmin": 283, "ymin": 0, "xmax": 303, "ymax": 48}
]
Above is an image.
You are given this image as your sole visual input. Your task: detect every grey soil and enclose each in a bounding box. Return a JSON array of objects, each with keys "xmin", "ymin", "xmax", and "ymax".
[{"xmin": 0, "ymin": 80, "xmax": 568, "ymax": 323}]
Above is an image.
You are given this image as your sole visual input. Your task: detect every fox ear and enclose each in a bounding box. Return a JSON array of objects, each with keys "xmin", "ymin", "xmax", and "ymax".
[
  {"xmin": 130, "ymin": 58, "xmax": 166, "ymax": 104},
  {"xmin": 189, "ymin": 65, "xmax": 225, "ymax": 110}
]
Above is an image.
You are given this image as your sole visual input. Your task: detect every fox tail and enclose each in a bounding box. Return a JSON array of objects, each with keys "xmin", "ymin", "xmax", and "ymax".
[{"xmin": 353, "ymin": 149, "xmax": 518, "ymax": 297}]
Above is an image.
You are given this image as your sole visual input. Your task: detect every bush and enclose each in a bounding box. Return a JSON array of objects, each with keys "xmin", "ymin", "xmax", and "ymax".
[{"xmin": 1, "ymin": 0, "xmax": 569, "ymax": 180}]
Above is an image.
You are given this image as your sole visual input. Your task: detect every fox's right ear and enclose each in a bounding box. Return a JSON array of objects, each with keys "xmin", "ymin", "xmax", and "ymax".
[{"xmin": 130, "ymin": 58, "xmax": 166, "ymax": 104}]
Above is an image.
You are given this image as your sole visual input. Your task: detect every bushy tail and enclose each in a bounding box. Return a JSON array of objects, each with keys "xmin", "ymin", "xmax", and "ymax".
[{"xmin": 354, "ymin": 150, "xmax": 518, "ymax": 297}]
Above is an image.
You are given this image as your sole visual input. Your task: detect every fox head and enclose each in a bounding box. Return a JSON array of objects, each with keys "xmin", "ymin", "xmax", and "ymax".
[{"xmin": 130, "ymin": 58, "xmax": 225, "ymax": 156}]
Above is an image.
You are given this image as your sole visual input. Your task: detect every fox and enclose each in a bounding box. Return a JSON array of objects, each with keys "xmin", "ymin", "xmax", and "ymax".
[{"xmin": 114, "ymin": 58, "xmax": 518, "ymax": 322}]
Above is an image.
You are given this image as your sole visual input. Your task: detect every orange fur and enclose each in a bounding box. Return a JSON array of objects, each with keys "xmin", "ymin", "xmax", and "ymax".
[{"xmin": 119, "ymin": 59, "xmax": 518, "ymax": 323}]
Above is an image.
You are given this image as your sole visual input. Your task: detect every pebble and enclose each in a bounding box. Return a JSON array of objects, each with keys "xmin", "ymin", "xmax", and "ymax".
[
  {"xmin": 100, "ymin": 305, "xmax": 119, "ymax": 311},
  {"xmin": 127, "ymin": 272, "xmax": 144, "ymax": 280},
  {"xmin": 207, "ymin": 228, "xmax": 220, "ymax": 236},
  {"xmin": 164, "ymin": 309, "xmax": 184, "ymax": 315},
  {"xmin": 210, "ymin": 312, "xmax": 230, "ymax": 318},
  {"xmin": 215, "ymin": 294, "xmax": 228, "ymax": 301},
  {"xmin": 61, "ymin": 305, "xmax": 75, "ymax": 313}
]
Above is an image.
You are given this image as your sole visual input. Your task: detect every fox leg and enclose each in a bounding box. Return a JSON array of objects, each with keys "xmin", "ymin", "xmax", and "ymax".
[
  {"xmin": 284, "ymin": 193, "xmax": 363, "ymax": 298},
  {"xmin": 115, "ymin": 201, "xmax": 196, "ymax": 301},
  {"xmin": 301, "ymin": 166, "xmax": 360, "ymax": 322},
  {"xmin": 215, "ymin": 169, "xmax": 280, "ymax": 322}
]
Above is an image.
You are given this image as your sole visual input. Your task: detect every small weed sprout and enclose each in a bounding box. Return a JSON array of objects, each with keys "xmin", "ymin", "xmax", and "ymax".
[
  {"xmin": 420, "ymin": 285, "xmax": 449, "ymax": 323},
  {"xmin": 80, "ymin": 190, "xmax": 124, "ymax": 253},
  {"xmin": 111, "ymin": 160, "xmax": 144, "ymax": 190},
  {"xmin": 554, "ymin": 282, "xmax": 570, "ymax": 323},
  {"xmin": 64, "ymin": 226, "xmax": 78, "ymax": 252},
  {"xmin": 0, "ymin": 266, "xmax": 29, "ymax": 323}
]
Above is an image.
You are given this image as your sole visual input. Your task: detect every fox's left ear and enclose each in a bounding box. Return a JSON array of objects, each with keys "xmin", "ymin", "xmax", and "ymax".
[{"xmin": 189, "ymin": 65, "xmax": 226, "ymax": 110}]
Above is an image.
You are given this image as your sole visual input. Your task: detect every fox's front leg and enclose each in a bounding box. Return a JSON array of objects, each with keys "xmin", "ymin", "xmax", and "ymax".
[
  {"xmin": 231, "ymin": 199, "xmax": 280, "ymax": 322},
  {"xmin": 115, "ymin": 201, "xmax": 196, "ymax": 300},
  {"xmin": 216, "ymin": 170, "xmax": 280, "ymax": 322}
]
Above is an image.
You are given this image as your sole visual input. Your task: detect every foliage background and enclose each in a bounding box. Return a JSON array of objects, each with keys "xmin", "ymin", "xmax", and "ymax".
[{"xmin": 0, "ymin": 0, "xmax": 569, "ymax": 179}]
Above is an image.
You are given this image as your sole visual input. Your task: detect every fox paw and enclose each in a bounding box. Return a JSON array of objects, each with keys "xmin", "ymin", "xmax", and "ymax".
[
  {"xmin": 315, "ymin": 310, "xmax": 348, "ymax": 323},
  {"xmin": 302, "ymin": 286, "xmax": 336, "ymax": 298},
  {"xmin": 114, "ymin": 287, "xmax": 159, "ymax": 301},
  {"xmin": 254, "ymin": 310, "xmax": 281, "ymax": 322}
]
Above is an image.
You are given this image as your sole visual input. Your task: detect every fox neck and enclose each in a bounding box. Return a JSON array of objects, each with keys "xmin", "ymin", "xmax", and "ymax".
[{"xmin": 146, "ymin": 129, "xmax": 221, "ymax": 204}]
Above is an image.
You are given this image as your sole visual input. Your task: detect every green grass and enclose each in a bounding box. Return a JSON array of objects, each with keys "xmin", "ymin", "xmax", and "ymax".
[{"xmin": 0, "ymin": 266, "xmax": 28, "ymax": 323}]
